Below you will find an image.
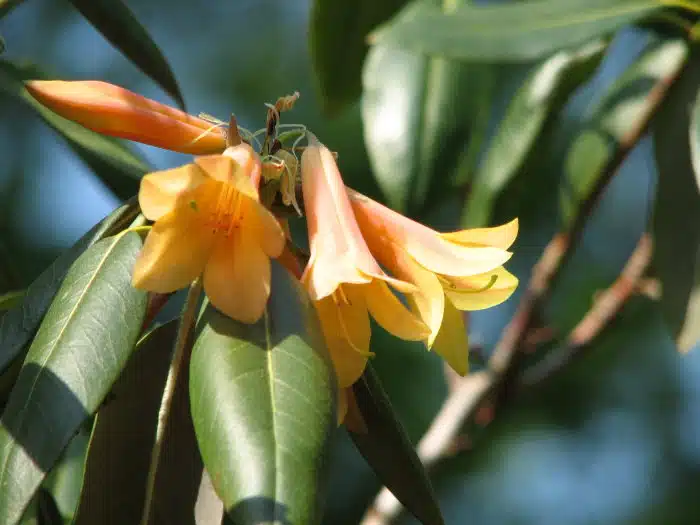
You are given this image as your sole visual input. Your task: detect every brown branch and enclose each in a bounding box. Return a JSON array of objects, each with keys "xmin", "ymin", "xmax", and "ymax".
[{"xmin": 359, "ymin": 51, "xmax": 685, "ymax": 525}]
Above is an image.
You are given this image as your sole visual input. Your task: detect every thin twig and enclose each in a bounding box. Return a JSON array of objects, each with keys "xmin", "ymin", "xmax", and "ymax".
[
  {"xmin": 360, "ymin": 51, "xmax": 684, "ymax": 525},
  {"xmin": 140, "ymin": 278, "xmax": 202, "ymax": 525}
]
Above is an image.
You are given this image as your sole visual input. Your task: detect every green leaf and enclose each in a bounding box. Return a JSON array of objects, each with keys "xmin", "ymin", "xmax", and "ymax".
[
  {"xmin": 653, "ymin": 51, "xmax": 700, "ymax": 352},
  {"xmin": 370, "ymin": 0, "xmax": 662, "ymax": 62},
  {"xmin": 190, "ymin": 263, "xmax": 335, "ymax": 525},
  {"xmin": 310, "ymin": 0, "xmax": 409, "ymax": 114},
  {"xmin": 69, "ymin": 0, "xmax": 185, "ymax": 109},
  {"xmin": 0, "ymin": 198, "xmax": 140, "ymax": 376},
  {"xmin": 688, "ymin": 85, "xmax": 700, "ymax": 193},
  {"xmin": 0, "ymin": 290, "xmax": 25, "ymax": 311},
  {"xmin": 561, "ymin": 38, "xmax": 688, "ymax": 225},
  {"xmin": 73, "ymin": 321, "xmax": 177, "ymax": 525},
  {"xmin": 462, "ymin": 40, "xmax": 606, "ymax": 227},
  {"xmin": 42, "ymin": 431, "xmax": 90, "ymax": 522},
  {"xmin": 362, "ymin": 0, "xmax": 492, "ymax": 213},
  {"xmin": 349, "ymin": 364, "xmax": 443, "ymax": 525},
  {"xmin": 0, "ymin": 232, "xmax": 148, "ymax": 525},
  {"xmin": 0, "ymin": 60, "xmax": 148, "ymax": 199}
]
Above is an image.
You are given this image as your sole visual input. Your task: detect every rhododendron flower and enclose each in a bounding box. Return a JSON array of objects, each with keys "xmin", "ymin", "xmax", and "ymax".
[
  {"xmin": 26, "ymin": 80, "xmax": 227, "ymax": 154},
  {"xmin": 133, "ymin": 143, "xmax": 285, "ymax": 322},
  {"xmin": 348, "ymin": 189, "xmax": 518, "ymax": 375},
  {"xmin": 300, "ymin": 138, "xmax": 429, "ymax": 388}
]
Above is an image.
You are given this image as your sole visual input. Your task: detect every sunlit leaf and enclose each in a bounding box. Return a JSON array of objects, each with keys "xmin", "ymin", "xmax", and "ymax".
[
  {"xmin": 0, "ymin": 232, "xmax": 147, "ymax": 525},
  {"xmin": 349, "ymin": 364, "xmax": 443, "ymax": 525},
  {"xmin": 190, "ymin": 263, "xmax": 335, "ymax": 525},
  {"xmin": 462, "ymin": 40, "xmax": 606, "ymax": 227},
  {"xmin": 310, "ymin": 0, "xmax": 409, "ymax": 114},
  {"xmin": 362, "ymin": 0, "xmax": 492, "ymax": 213},
  {"xmin": 562, "ymin": 38, "xmax": 688, "ymax": 224},
  {"xmin": 70, "ymin": 0, "xmax": 185, "ymax": 109},
  {"xmin": 74, "ymin": 321, "xmax": 177, "ymax": 525},
  {"xmin": 370, "ymin": 0, "xmax": 661, "ymax": 62},
  {"xmin": 0, "ymin": 198, "xmax": 139, "ymax": 376},
  {"xmin": 653, "ymin": 52, "xmax": 700, "ymax": 352},
  {"xmin": 0, "ymin": 60, "xmax": 147, "ymax": 199}
]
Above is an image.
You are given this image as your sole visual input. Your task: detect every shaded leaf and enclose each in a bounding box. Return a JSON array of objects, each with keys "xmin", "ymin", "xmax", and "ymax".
[
  {"xmin": 0, "ymin": 290, "xmax": 24, "ymax": 311},
  {"xmin": 349, "ymin": 364, "xmax": 443, "ymax": 525},
  {"xmin": 70, "ymin": 0, "xmax": 185, "ymax": 109},
  {"xmin": 0, "ymin": 198, "xmax": 139, "ymax": 376},
  {"xmin": 0, "ymin": 0, "xmax": 23, "ymax": 19},
  {"xmin": 0, "ymin": 232, "xmax": 147, "ymax": 525},
  {"xmin": 462, "ymin": 40, "xmax": 606, "ymax": 227},
  {"xmin": 561, "ymin": 38, "xmax": 688, "ymax": 225},
  {"xmin": 42, "ymin": 431, "xmax": 90, "ymax": 522},
  {"xmin": 74, "ymin": 321, "xmax": 177, "ymax": 525},
  {"xmin": 190, "ymin": 263, "xmax": 335, "ymax": 525},
  {"xmin": 652, "ymin": 51, "xmax": 700, "ymax": 352},
  {"xmin": 371, "ymin": 0, "xmax": 661, "ymax": 62},
  {"xmin": 0, "ymin": 60, "xmax": 147, "ymax": 199},
  {"xmin": 362, "ymin": 0, "xmax": 492, "ymax": 214},
  {"xmin": 310, "ymin": 0, "xmax": 409, "ymax": 114}
]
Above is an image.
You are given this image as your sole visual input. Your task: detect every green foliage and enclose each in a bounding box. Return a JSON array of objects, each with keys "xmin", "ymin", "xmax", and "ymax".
[
  {"xmin": 190, "ymin": 264, "xmax": 335, "ymax": 525},
  {"xmin": 371, "ymin": 0, "xmax": 662, "ymax": 62}
]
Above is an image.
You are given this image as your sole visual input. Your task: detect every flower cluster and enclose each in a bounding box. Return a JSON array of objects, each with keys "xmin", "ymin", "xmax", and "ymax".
[{"xmin": 27, "ymin": 80, "xmax": 518, "ymax": 421}]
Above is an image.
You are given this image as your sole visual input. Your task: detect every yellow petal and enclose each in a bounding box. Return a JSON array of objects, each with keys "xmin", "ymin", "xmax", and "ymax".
[
  {"xmin": 364, "ymin": 280, "xmax": 430, "ymax": 341},
  {"xmin": 26, "ymin": 80, "xmax": 226, "ymax": 154},
  {"xmin": 314, "ymin": 288, "xmax": 371, "ymax": 388},
  {"xmin": 248, "ymin": 201, "xmax": 286, "ymax": 258},
  {"xmin": 432, "ymin": 301, "xmax": 469, "ymax": 376},
  {"xmin": 443, "ymin": 266, "xmax": 518, "ymax": 311},
  {"xmin": 139, "ymin": 164, "xmax": 208, "ymax": 221},
  {"xmin": 132, "ymin": 208, "xmax": 214, "ymax": 292},
  {"xmin": 349, "ymin": 189, "xmax": 512, "ymax": 278},
  {"xmin": 203, "ymin": 228, "xmax": 271, "ymax": 323},
  {"xmin": 440, "ymin": 218, "xmax": 519, "ymax": 249},
  {"xmin": 194, "ymin": 148, "xmax": 260, "ymax": 201}
]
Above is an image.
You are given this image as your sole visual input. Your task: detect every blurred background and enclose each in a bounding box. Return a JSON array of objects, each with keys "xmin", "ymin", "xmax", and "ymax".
[{"xmin": 2, "ymin": 1, "xmax": 700, "ymax": 524}]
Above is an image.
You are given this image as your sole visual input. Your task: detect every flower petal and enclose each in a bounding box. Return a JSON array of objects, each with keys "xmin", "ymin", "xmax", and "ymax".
[
  {"xmin": 139, "ymin": 164, "xmax": 208, "ymax": 221},
  {"xmin": 203, "ymin": 228, "xmax": 271, "ymax": 323},
  {"xmin": 194, "ymin": 147, "xmax": 260, "ymax": 201},
  {"xmin": 132, "ymin": 208, "xmax": 214, "ymax": 292},
  {"xmin": 349, "ymin": 189, "xmax": 512, "ymax": 277},
  {"xmin": 314, "ymin": 288, "xmax": 371, "ymax": 388},
  {"xmin": 440, "ymin": 218, "xmax": 519, "ymax": 249},
  {"xmin": 343, "ymin": 387, "xmax": 368, "ymax": 433},
  {"xmin": 248, "ymin": 202, "xmax": 286, "ymax": 258},
  {"xmin": 443, "ymin": 266, "xmax": 519, "ymax": 311},
  {"xmin": 364, "ymin": 280, "xmax": 430, "ymax": 341},
  {"xmin": 431, "ymin": 302, "xmax": 469, "ymax": 376},
  {"xmin": 27, "ymin": 80, "xmax": 226, "ymax": 154}
]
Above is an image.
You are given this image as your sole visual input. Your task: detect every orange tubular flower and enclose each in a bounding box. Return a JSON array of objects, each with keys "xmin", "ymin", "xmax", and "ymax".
[
  {"xmin": 301, "ymin": 138, "xmax": 429, "ymax": 389},
  {"xmin": 133, "ymin": 143, "xmax": 285, "ymax": 323},
  {"xmin": 348, "ymin": 189, "xmax": 519, "ymax": 375},
  {"xmin": 26, "ymin": 80, "xmax": 226, "ymax": 154}
]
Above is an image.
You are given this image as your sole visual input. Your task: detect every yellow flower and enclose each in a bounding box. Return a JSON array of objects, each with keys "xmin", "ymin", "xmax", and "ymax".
[
  {"xmin": 348, "ymin": 189, "xmax": 518, "ymax": 375},
  {"xmin": 133, "ymin": 143, "xmax": 285, "ymax": 323},
  {"xmin": 26, "ymin": 80, "xmax": 226, "ymax": 154},
  {"xmin": 300, "ymin": 139, "xmax": 429, "ymax": 388}
]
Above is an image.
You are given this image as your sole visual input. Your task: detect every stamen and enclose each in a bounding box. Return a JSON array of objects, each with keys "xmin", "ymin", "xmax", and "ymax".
[{"xmin": 332, "ymin": 291, "xmax": 374, "ymax": 358}]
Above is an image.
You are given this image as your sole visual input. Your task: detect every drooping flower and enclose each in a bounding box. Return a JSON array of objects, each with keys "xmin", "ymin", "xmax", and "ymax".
[
  {"xmin": 26, "ymin": 80, "xmax": 227, "ymax": 154},
  {"xmin": 300, "ymin": 137, "xmax": 429, "ymax": 388},
  {"xmin": 348, "ymin": 189, "xmax": 518, "ymax": 375},
  {"xmin": 133, "ymin": 142, "xmax": 285, "ymax": 322}
]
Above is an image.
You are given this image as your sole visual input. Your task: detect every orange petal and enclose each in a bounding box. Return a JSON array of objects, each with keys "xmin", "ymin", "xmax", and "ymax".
[
  {"xmin": 343, "ymin": 387, "xmax": 368, "ymax": 433},
  {"xmin": 443, "ymin": 266, "xmax": 518, "ymax": 311},
  {"xmin": 349, "ymin": 189, "xmax": 512, "ymax": 277},
  {"xmin": 314, "ymin": 288, "xmax": 371, "ymax": 388},
  {"xmin": 139, "ymin": 164, "xmax": 208, "ymax": 221},
  {"xmin": 203, "ymin": 228, "xmax": 271, "ymax": 323},
  {"xmin": 194, "ymin": 146, "xmax": 261, "ymax": 201},
  {"xmin": 248, "ymin": 202, "xmax": 286, "ymax": 258},
  {"xmin": 300, "ymin": 142, "xmax": 385, "ymax": 300},
  {"xmin": 432, "ymin": 302, "xmax": 469, "ymax": 376},
  {"xmin": 337, "ymin": 387, "xmax": 349, "ymax": 426},
  {"xmin": 364, "ymin": 280, "xmax": 430, "ymax": 341},
  {"xmin": 132, "ymin": 208, "xmax": 214, "ymax": 292},
  {"xmin": 440, "ymin": 218, "xmax": 519, "ymax": 249},
  {"xmin": 26, "ymin": 80, "xmax": 226, "ymax": 154}
]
